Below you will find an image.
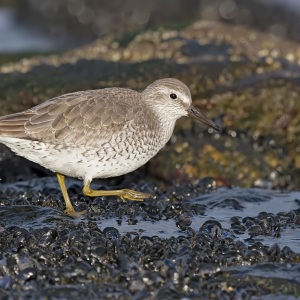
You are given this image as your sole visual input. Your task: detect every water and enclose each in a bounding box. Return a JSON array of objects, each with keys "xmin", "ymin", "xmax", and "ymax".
[
  {"xmin": 1, "ymin": 1, "xmax": 300, "ymax": 54},
  {"xmin": 99, "ymin": 188, "xmax": 300, "ymax": 252},
  {"xmin": 1, "ymin": 177, "xmax": 300, "ymax": 252},
  {"xmin": 0, "ymin": 7, "xmax": 58, "ymax": 53}
]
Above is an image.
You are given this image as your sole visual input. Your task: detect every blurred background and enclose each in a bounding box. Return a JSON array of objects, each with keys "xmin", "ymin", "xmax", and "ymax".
[{"xmin": 0, "ymin": 0, "xmax": 299, "ymax": 54}]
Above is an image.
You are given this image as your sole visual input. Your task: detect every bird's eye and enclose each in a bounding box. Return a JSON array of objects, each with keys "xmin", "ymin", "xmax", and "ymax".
[{"xmin": 170, "ymin": 93, "xmax": 177, "ymax": 99}]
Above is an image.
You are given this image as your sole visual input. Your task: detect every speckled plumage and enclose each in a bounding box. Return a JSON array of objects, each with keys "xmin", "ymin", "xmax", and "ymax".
[{"xmin": 0, "ymin": 78, "xmax": 220, "ymax": 216}]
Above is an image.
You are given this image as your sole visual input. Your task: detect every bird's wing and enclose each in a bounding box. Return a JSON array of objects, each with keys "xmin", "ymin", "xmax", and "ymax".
[{"xmin": 0, "ymin": 88, "xmax": 143, "ymax": 147}]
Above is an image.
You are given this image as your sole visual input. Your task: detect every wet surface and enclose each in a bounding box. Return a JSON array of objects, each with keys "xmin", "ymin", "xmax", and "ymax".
[
  {"xmin": 1, "ymin": 178, "xmax": 300, "ymax": 250},
  {"xmin": 0, "ymin": 176, "xmax": 299, "ymax": 298}
]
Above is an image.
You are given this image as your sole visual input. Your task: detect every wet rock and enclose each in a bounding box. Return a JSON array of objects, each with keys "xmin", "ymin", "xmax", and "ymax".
[
  {"xmin": 200, "ymin": 220, "xmax": 223, "ymax": 238},
  {"xmin": 17, "ymin": 267, "xmax": 37, "ymax": 284},
  {"xmin": 176, "ymin": 212, "xmax": 193, "ymax": 230},
  {"xmin": 0, "ymin": 194, "xmax": 299, "ymax": 298},
  {"xmin": 103, "ymin": 227, "xmax": 120, "ymax": 244},
  {"xmin": 0, "ymin": 275, "xmax": 13, "ymax": 290}
]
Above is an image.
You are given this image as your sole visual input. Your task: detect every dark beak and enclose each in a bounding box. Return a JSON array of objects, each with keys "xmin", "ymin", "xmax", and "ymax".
[{"xmin": 187, "ymin": 105, "xmax": 221, "ymax": 131}]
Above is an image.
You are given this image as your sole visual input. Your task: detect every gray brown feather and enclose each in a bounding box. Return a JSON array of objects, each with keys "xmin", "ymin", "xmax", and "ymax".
[{"xmin": 0, "ymin": 88, "xmax": 145, "ymax": 147}]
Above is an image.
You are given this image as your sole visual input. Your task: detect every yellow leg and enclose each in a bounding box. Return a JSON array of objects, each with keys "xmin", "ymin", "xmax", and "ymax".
[
  {"xmin": 56, "ymin": 173, "xmax": 86, "ymax": 217},
  {"xmin": 83, "ymin": 180, "xmax": 152, "ymax": 201}
]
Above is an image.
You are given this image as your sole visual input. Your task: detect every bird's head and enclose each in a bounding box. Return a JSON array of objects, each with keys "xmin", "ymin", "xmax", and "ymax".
[{"xmin": 142, "ymin": 78, "xmax": 220, "ymax": 131}]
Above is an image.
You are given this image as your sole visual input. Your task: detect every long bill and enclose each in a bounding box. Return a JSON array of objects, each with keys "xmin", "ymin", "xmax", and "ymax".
[{"xmin": 187, "ymin": 105, "xmax": 221, "ymax": 131}]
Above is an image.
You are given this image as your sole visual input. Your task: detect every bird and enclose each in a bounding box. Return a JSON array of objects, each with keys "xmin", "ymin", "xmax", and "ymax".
[{"xmin": 0, "ymin": 78, "xmax": 220, "ymax": 217}]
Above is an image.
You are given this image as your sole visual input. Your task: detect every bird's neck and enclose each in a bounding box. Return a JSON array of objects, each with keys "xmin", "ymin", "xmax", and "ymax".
[
  {"xmin": 155, "ymin": 114, "xmax": 177, "ymax": 147},
  {"xmin": 144, "ymin": 100, "xmax": 180, "ymax": 146}
]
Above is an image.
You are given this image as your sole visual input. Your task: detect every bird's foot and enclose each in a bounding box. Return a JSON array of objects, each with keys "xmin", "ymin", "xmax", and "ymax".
[
  {"xmin": 119, "ymin": 189, "xmax": 152, "ymax": 201},
  {"xmin": 64, "ymin": 207, "xmax": 87, "ymax": 218},
  {"xmin": 83, "ymin": 181, "xmax": 152, "ymax": 202},
  {"xmin": 56, "ymin": 173, "xmax": 86, "ymax": 217}
]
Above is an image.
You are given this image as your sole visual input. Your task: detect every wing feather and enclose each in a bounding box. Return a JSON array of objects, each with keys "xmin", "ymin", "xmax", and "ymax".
[{"xmin": 0, "ymin": 88, "xmax": 143, "ymax": 147}]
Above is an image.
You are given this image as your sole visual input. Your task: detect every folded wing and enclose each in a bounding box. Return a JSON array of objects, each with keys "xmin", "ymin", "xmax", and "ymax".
[{"xmin": 0, "ymin": 88, "xmax": 142, "ymax": 148}]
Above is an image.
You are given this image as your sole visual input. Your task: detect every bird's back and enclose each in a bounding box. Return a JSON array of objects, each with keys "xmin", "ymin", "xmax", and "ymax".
[{"xmin": 0, "ymin": 88, "xmax": 154, "ymax": 148}]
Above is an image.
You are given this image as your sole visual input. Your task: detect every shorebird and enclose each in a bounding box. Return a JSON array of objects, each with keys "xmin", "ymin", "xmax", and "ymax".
[{"xmin": 0, "ymin": 78, "xmax": 220, "ymax": 216}]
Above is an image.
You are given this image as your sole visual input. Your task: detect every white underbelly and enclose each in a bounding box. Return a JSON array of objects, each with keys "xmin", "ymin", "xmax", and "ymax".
[{"xmin": 0, "ymin": 136, "xmax": 158, "ymax": 182}]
